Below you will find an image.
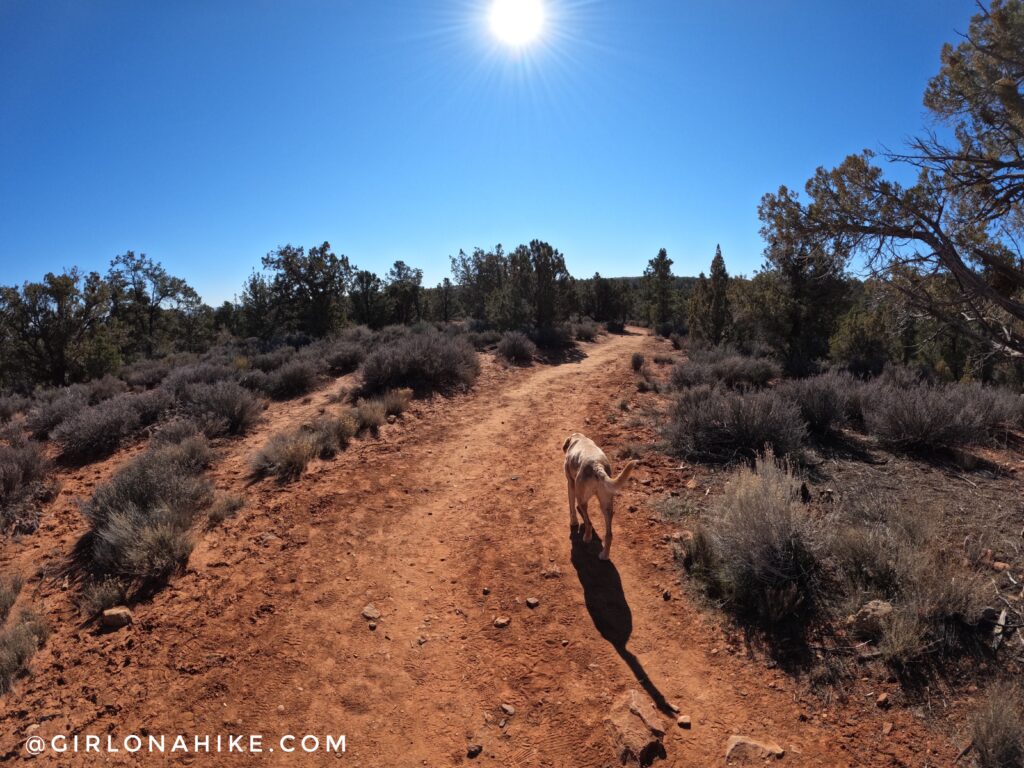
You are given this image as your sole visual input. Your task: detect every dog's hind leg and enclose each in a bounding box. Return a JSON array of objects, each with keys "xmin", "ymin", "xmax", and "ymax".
[
  {"xmin": 598, "ymin": 498, "xmax": 613, "ymax": 560},
  {"xmin": 578, "ymin": 498, "xmax": 594, "ymax": 543},
  {"xmin": 566, "ymin": 478, "xmax": 578, "ymax": 529}
]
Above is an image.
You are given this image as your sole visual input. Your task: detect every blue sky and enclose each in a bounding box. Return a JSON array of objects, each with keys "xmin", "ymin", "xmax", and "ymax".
[{"xmin": 0, "ymin": 0, "xmax": 976, "ymax": 304}]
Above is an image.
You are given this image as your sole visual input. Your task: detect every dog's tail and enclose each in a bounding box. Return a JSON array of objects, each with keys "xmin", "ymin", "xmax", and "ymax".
[{"xmin": 605, "ymin": 460, "xmax": 638, "ymax": 489}]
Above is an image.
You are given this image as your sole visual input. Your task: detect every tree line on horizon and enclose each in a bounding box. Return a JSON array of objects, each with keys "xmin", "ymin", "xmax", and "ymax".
[{"xmin": 3, "ymin": 1, "xmax": 1024, "ymax": 393}]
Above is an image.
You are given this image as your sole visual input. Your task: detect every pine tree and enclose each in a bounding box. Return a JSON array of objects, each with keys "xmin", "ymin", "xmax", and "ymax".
[
  {"xmin": 707, "ymin": 245, "xmax": 732, "ymax": 344},
  {"xmin": 643, "ymin": 248, "xmax": 674, "ymax": 328},
  {"xmin": 688, "ymin": 245, "xmax": 732, "ymax": 345}
]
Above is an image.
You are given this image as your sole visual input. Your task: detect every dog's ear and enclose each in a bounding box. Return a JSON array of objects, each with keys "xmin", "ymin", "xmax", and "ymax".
[{"xmin": 562, "ymin": 436, "xmax": 572, "ymax": 453}]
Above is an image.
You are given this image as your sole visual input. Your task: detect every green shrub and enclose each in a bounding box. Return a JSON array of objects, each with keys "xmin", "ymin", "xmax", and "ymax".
[
  {"xmin": 605, "ymin": 320, "xmax": 625, "ymax": 334},
  {"xmin": 262, "ymin": 359, "xmax": 319, "ymax": 400},
  {"xmin": 863, "ymin": 382, "xmax": 1018, "ymax": 451},
  {"xmin": 0, "ymin": 429, "xmax": 54, "ymax": 534},
  {"xmin": 250, "ymin": 347, "xmax": 295, "ymax": 373},
  {"xmin": 151, "ymin": 419, "xmax": 202, "ymax": 446},
  {"xmin": 85, "ymin": 374, "xmax": 128, "ymax": 404},
  {"xmin": 776, "ymin": 371, "xmax": 853, "ymax": 435},
  {"xmin": 162, "ymin": 362, "xmax": 235, "ymax": 397},
  {"xmin": 121, "ymin": 358, "xmax": 172, "ymax": 388},
  {"xmin": 361, "ymin": 331, "xmax": 479, "ymax": 395},
  {"xmin": 671, "ymin": 350, "xmax": 781, "ymax": 390},
  {"xmin": 666, "ymin": 386, "xmax": 807, "ymax": 461},
  {"xmin": 466, "ymin": 330, "xmax": 502, "ymax": 350},
  {"xmin": 84, "ymin": 440, "xmax": 213, "ymax": 581},
  {"xmin": 497, "ymin": 332, "xmax": 537, "ymax": 365},
  {"xmin": 0, "ymin": 394, "xmax": 30, "ymax": 423},
  {"xmin": 690, "ymin": 452, "xmax": 823, "ymax": 623},
  {"xmin": 52, "ymin": 396, "xmax": 142, "ymax": 460},
  {"xmin": 180, "ymin": 381, "xmax": 263, "ymax": 436},
  {"xmin": 26, "ymin": 391, "xmax": 87, "ymax": 438},
  {"xmin": 630, "ymin": 353, "xmax": 645, "ymax": 372},
  {"xmin": 530, "ymin": 325, "xmax": 573, "ymax": 349},
  {"xmin": 325, "ymin": 341, "xmax": 366, "ymax": 375}
]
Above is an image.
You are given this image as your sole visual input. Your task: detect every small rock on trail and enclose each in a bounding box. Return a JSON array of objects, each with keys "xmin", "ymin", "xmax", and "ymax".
[
  {"xmin": 606, "ymin": 691, "xmax": 667, "ymax": 766},
  {"xmin": 526, "ymin": 597, "xmax": 540, "ymax": 608},
  {"xmin": 101, "ymin": 606, "xmax": 133, "ymax": 629},
  {"xmin": 467, "ymin": 743, "xmax": 483, "ymax": 759},
  {"xmin": 361, "ymin": 603, "xmax": 381, "ymax": 620},
  {"xmin": 725, "ymin": 735, "xmax": 784, "ymax": 762},
  {"xmin": 493, "ymin": 616, "xmax": 510, "ymax": 628}
]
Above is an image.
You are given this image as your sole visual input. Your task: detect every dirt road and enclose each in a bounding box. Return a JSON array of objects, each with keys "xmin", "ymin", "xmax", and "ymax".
[{"xmin": 0, "ymin": 331, "xmax": 953, "ymax": 766}]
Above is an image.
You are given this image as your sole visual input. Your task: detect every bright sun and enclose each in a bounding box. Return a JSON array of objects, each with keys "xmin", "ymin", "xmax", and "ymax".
[{"xmin": 489, "ymin": 0, "xmax": 545, "ymax": 46}]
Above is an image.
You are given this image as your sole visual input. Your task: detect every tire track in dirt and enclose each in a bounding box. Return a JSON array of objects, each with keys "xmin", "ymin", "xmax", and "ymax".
[{"xmin": 0, "ymin": 331, "xmax": 953, "ymax": 766}]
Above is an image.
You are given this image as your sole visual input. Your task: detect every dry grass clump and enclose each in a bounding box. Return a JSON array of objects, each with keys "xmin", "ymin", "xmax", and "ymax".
[
  {"xmin": 83, "ymin": 438, "xmax": 213, "ymax": 581},
  {"xmin": 573, "ymin": 320, "xmax": 599, "ymax": 342},
  {"xmin": 826, "ymin": 490, "xmax": 987, "ymax": 668},
  {"xmin": 207, "ymin": 494, "xmax": 245, "ymax": 527},
  {"xmin": 78, "ymin": 576, "xmax": 128, "ymax": 616},
  {"xmin": 0, "ymin": 610, "xmax": 48, "ymax": 694},
  {"xmin": 689, "ymin": 452, "xmax": 823, "ymax": 623},
  {"xmin": 355, "ymin": 398, "xmax": 387, "ymax": 435},
  {"xmin": 361, "ymin": 331, "xmax": 479, "ymax": 395},
  {"xmin": 671, "ymin": 349, "xmax": 781, "ymax": 390},
  {"xmin": 180, "ymin": 381, "xmax": 263, "ymax": 436},
  {"xmin": 0, "ymin": 428, "xmax": 55, "ymax": 534},
  {"xmin": 666, "ymin": 385, "xmax": 806, "ymax": 461},
  {"xmin": 636, "ymin": 367, "xmax": 663, "ymax": 393},
  {"xmin": 972, "ymin": 682, "xmax": 1024, "ymax": 768},
  {"xmin": 381, "ymin": 388, "xmax": 413, "ymax": 417},
  {"xmin": 251, "ymin": 413, "xmax": 357, "ymax": 482},
  {"xmin": 497, "ymin": 332, "xmax": 537, "ymax": 365},
  {"xmin": 0, "ymin": 575, "xmax": 23, "ymax": 625}
]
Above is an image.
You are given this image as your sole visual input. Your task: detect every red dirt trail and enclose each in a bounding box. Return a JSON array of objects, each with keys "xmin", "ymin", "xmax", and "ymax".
[{"xmin": 0, "ymin": 331, "xmax": 958, "ymax": 766}]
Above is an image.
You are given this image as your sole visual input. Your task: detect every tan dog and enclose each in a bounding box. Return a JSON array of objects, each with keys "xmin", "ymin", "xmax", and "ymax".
[{"xmin": 562, "ymin": 433, "xmax": 638, "ymax": 560}]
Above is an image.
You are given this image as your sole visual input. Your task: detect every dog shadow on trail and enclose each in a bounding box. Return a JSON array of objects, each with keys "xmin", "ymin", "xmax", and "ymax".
[{"xmin": 569, "ymin": 528, "xmax": 676, "ymax": 717}]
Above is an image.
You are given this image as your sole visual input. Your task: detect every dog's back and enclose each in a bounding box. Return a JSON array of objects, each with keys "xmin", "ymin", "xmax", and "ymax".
[{"xmin": 562, "ymin": 432, "xmax": 611, "ymax": 481}]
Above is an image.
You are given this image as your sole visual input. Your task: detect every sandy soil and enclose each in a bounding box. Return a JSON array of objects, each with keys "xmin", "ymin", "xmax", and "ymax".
[{"xmin": 0, "ymin": 330, "xmax": 962, "ymax": 766}]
